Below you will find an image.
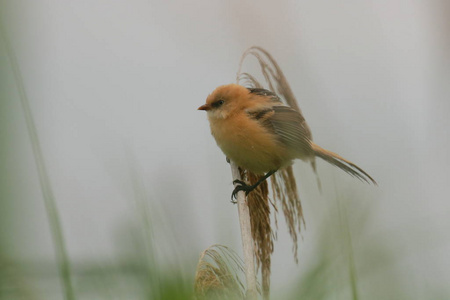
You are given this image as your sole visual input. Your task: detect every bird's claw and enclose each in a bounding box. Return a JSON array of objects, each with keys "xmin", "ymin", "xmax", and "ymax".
[
  {"xmin": 233, "ymin": 179, "xmax": 247, "ymax": 186},
  {"xmin": 231, "ymin": 180, "xmax": 253, "ymax": 202}
]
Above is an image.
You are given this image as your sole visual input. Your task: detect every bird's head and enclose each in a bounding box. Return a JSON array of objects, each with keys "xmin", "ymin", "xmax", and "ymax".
[{"xmin": 198, "ymin": 84, "xmax": 250, "ymax": 119}]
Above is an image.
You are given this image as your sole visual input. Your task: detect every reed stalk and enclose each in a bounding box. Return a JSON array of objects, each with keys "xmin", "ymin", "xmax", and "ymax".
[
  {"xmin": 230, "ymin": 161, "xmax": 258, "ymax": 300},
  {"xmin": 0, "ymin": 18, "xmax": 75, "ymax": 300}
]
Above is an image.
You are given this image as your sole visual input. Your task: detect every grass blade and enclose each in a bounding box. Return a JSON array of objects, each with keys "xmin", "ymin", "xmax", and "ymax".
[{"xmin": 0, "ymin": 17, "xmax": 75, "ymax": 300}]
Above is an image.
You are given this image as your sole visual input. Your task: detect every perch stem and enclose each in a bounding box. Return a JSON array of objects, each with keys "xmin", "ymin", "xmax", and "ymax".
[{"xmin": 230, "ymin": 161, "xmax": 258, "ymax": 300}]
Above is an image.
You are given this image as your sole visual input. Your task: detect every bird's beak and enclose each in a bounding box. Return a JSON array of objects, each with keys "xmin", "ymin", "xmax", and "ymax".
[{"xmin": 198, "ymin": 104, "xmax": 211, "ymax": 111}]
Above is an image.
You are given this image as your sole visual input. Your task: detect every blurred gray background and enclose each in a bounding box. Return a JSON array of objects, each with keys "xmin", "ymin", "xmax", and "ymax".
[{"xmin": 1, "ymin": 0, "xmax": 449, "ymax": 299}]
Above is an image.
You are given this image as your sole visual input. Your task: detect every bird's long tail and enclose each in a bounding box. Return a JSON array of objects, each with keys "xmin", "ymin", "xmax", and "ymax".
[{"xmin": 311, "ymin": 143, "xmax": 377, "ymax": 185}]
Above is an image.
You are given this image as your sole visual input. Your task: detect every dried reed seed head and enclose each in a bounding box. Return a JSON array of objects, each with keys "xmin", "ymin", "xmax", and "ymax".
[
  {"xmin": 194, "ymin": 245, "xmax": 247, "ymax": 299},
  {"xmin": 236, "ymin": 46, "xmax": 307, "ymax": 297}
]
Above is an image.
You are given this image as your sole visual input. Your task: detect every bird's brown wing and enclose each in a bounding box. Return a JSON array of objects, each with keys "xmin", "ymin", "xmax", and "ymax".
[
  {"xmin": 248, "ymin": 105, "xmax": 314, "ymax": 157},
  {"xmin": 248, "ymin": 88, "xmax": 281, "ymax": 103},
  {"xmin": 247, "ymin": 104, "xmax": 376, "ymax": 184}
]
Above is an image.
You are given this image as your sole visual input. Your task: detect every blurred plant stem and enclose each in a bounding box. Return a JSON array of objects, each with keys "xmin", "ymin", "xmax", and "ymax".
[
  {"xmin": 337, "ymin": 197, "xmax": 359, "ymax": 300},
  {"xmin": 126, "ymin": 151, "xmax": 161, "ymax": 299},
  {"xmin": 0, "ymin": 17, "xmax": 75, "ymax": 300},
  {"xmin": 230, "ymin": 161, "xmax": 258, "ymax": 300}
]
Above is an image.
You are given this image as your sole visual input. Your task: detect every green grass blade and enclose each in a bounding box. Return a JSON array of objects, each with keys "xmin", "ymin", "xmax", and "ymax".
[
  {"xmin": 337, "ymin": 198, "xmax": 359, "ymax": 300},
  {"xmin": 0, "ymin": 17, "xmax": 75, "ymax": 300}
]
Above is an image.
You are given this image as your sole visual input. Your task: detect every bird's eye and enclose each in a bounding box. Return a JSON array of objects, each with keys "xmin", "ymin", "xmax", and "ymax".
[{"xmin": 212, "ymin": 99, "xmax": 225, "ymax": 108}]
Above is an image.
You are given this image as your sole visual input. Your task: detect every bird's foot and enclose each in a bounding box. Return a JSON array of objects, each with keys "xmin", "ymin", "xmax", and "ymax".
[{"xmin": 231, "ymin": 179, "xmax": 255, "ymax": 202}]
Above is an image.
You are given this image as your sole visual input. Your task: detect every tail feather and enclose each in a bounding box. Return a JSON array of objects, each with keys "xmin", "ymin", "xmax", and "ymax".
[{"xmin": 311, "ymin": 143, "xmax": 377, "ymax": 185}]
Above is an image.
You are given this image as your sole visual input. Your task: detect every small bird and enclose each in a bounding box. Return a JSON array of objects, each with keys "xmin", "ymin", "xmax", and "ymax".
[{"xmin": 198, "ymin": 84, "xmax": 376, "ymax": 199}]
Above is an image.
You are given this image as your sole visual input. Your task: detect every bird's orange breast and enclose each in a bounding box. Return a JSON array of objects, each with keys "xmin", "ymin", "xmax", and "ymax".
[{"xmin": 209, "ymin": 112, "xmax": 294, "ymax": 174}]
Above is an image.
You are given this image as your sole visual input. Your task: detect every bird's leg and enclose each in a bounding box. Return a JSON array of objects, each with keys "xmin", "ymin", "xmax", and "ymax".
[{"xmin": 231, "ymin": 169, "xmax": 277, "ymax": 201}]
